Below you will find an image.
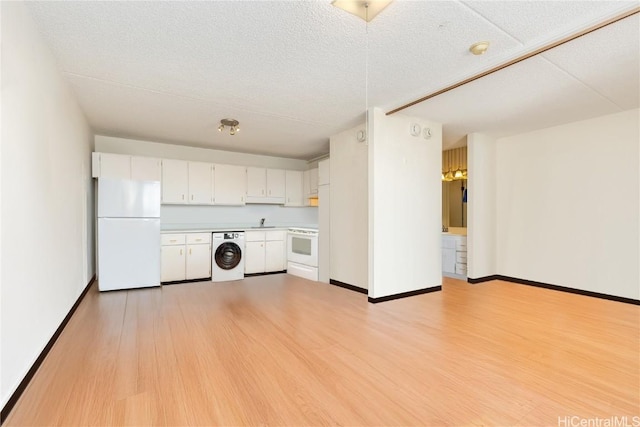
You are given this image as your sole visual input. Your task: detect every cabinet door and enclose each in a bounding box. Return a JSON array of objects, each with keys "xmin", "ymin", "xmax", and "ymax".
[
  {"xmin": 214, "ymin": 164, "xmax": 246, "ymax": 205},
  {"xmin": 244, "ymin": 241, "xmax": 265, "ymax": 274},
  {"xmin": 265, "ymin": 240, "xmax": 285, "ymax": 272},
  {"xmin": 131, "ymin": 156, "xmax": 161, "ymax": 181},
  {"xmin": 162, "ymin": 159, "xmax": 188, "ymax": 204},
  {"xmin": 98, "ymin": 153, "xmax": 131, "ymax": 179},
  {"xmin": 161, "ymin": 245, "xmax": 186, "ymax": 282},
  {"xmin": 189, "ymin": 162, "xmax": 213, "ymax": 205},
  {"xmin": 303, "ymin": 170, "xmax": 311, "ymax": 206},
  {"xmin": 247, "ymin": 167, "xmax": 266, "ymax": 198},
  {"xmin": 318, "ymin": 159, "xmax": 330, "ymax": 185},
  {"xmin": 442, "ymin": 248, "xmax": 456, "ymax": 274},
  {"xmin": 309, "ymin": 168, "xmax": 319, "ymax": 195},
  {"xmin": 266, "ymin": 169, "xmax": 286, "ymax": 199},
  {"xmin": 285, "ymin": 170, "xmax": 304, "ymax": 206},
  {"xmin": 186, "ymin": 244, "xmax": 211, "ymax": 280}
]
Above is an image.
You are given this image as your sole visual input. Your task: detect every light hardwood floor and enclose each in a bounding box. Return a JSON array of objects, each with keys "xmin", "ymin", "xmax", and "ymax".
[{"xmin": 5, "ymin": 275, "xmax": 639, "ymax": 426}]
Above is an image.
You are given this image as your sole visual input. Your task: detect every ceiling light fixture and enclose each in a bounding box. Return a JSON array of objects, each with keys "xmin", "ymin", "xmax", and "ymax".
[
  {"xmin": 332, "ymin": 0, "xmax": 393, "ymax": 22},
  {"xmin": 469, "ymin": 41, "xmax": 490, "ymax": 55},
  {"xmin": 218, "ymin": 118, "xmax": 240, "ymax": 136}
]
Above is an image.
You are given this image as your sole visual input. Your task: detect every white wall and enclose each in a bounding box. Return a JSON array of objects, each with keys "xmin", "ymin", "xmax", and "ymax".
[
  {"xmin": 330, "ymin": 124, "xmax": 368, "ymax": 289},
  {"xmin": 1, "ymin": 2, "xmax": 94, "ymax": 408},
  {"xmin": 95, "ymin": 135, "xmax": 309, "ymax": 170},
  {"xmin": 369, "ymin": 109, "xmax": 442, "ymax": 299},
  {"xmin": 495, "ymin": 109, "xmax": 639, "ymax": 299},
  {"xmin": 467, "ymin": 133, "xmax": 497, "ymax": 279}
]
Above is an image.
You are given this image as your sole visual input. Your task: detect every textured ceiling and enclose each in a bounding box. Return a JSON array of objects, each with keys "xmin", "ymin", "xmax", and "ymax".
[{"xmin": 26, "ymin": 1, "xmax": 640, "ymax": 159}]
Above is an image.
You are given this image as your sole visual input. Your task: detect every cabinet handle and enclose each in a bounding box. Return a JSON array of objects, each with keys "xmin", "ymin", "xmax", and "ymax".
[
  {"xmin": 170, "ymin": 239, "xmax": 177, "ymax": 243},
  {"xmin": 180, "ymin": 249, "xmax": 183, "ymax": 255},
  {"xmin": 191, "ymin": 195, "xmax": 194, "ymax": 200},
  {"xmin": 182, "ymin": 194, "xmax": 184, "ymax": 200},
  {"xmin": 195, "ymin": 238, "xmax": 202, "ymax": 241},
  {"xmin": 241, "ymin": 196, "xmax": 244, "ymax": 202},
  {"xmin": 268, "ymin": 190, "xmax": 271, "ymax": 195},
  {"xmin": 262, "ymin": 189, "xmax": 264, "ymax": 195},
  {"xmin": 189, "ymin": 248, "xmax": 192, "ymax": 255}
]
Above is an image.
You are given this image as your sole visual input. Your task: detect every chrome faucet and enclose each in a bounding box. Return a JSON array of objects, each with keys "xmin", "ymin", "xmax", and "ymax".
[{"xmin": 260, "ymin": 218, "xmax": 265, "ymax": 227}]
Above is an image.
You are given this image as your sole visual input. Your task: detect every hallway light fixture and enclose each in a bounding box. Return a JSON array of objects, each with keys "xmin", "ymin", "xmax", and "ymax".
[
  {"xmin": 442, "ymin": 147, "xmax": 467, "ymax": 181},
  {"xmin": 218, "ymin": 118, "xmax": 240, "ymax": 135}
]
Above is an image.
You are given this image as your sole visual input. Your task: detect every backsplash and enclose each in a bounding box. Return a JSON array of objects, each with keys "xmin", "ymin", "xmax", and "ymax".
[{"xmin": 161, "ymin": 204, "xmax": 318, "ymax": 229}]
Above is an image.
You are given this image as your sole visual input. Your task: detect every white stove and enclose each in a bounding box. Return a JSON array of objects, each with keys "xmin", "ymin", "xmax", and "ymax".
[{"xmin": 287, "ymin": 228, "xmax": 319, "ymax": 281}]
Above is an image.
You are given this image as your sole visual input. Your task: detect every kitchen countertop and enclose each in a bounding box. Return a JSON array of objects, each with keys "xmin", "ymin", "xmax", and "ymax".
[{"xmin": 161, "ymin": 223, "xmax": 318, "ymax": 233}]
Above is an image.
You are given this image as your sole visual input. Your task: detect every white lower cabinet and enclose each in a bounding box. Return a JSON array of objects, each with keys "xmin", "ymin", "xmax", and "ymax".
[
  {"xmin": 442, "ymin": 234, "xmax": 467, "ymax": 277},
  {"xmin": 245, "ymin": 240, "xmax": 266, "ymax": 274},
  {"xmin": 161, "ymin": 245, "xmax": 186, "ymax": 282},
  {"xmin": 244, "ymin": 230, "xmax": 286, "ymax": 274},
  {"xmin": 161, "ymin": 233, "xmax": 211, "ymax": 282},
  {"xmin": 265, "ymin": 240, "xmax": 285, "ymax": 272}
]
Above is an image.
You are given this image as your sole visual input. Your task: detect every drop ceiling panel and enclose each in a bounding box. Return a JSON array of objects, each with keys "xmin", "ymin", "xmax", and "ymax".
[
  {"xmin": 461, "ymin": 1, "xmax": 638, "ymax": 45},
  {"xmin": 541, "ymin": 14, "xmax": 640, "ymax": 110},
  {"xmin": 365, "ymin": 0, "xmax": 523, "ymax": 109},
  {"xmin": 403, "ymin": 55, "xmax": 621, "ymax": 149}
]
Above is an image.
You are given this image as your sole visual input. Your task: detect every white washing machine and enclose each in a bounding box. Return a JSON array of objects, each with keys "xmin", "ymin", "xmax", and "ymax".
[{"xmin": 212, "ymin": 232, "xmax": 245, "ymax": 282}]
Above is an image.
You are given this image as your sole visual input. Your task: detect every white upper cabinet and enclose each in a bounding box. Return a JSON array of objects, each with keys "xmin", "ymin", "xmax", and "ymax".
[
  {"xmin": 247, "ymin": 167, "xmax": 267, "ymax": 199},
  {"xmin": 92, "ymin": 152, "xmax": 131, "ymax": 179},
  {"xmin": 162, "ymin": 159, "xmax": 188, "ymax": 204},
  {"xmin": 214, "ymin": 164, "xmax": 246, "ymax": 205},
  {"xmin": 318, "ymin": 159, "xmax": 330, "ymax": 186},
  {"xmin": 188, "ymin": 162, "xmax": 213, "ymax": 205},
  {"xmin": 266, "ymin": 169, "xmax": 286, "ymax": 199},
  {"xmin": 309, "ymin": 167, "xmax": 319, "ymax": 195},
  {"xmin": 285, "ymin": 170, "xmax": 304, "ymax": 206},
  {"xmin": 246, "ymin": 167, "xmax": 285, "ymax": 204},
  {"xmin": 131, "ymin": 156, "xmax": 161, "ymax": 181}
]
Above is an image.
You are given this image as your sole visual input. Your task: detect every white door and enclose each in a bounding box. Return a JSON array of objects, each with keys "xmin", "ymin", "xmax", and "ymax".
[
  {"xmin": 98, "ymin": 218, "xmax": 160, "ymax": 291},
  {"xmin": 318, "ymin": 184, "xmax": 330, "ymax": 283},
  {"xmin": 161, "ymin": 245, "xmax": 186, "ymax": 282},
  {"xmin": 442, "ymin": 248, "xmax": 456, "ymax": 274},
  {"xmin": 244, "ymin": 241, "xmax": 265, "ymax": 274},
  {"xmin": 285, "ymin": 170, "xmax": 303, "ymax": 206},
  {"xmin": 162, "ymin": 159, "xmax": 188, "ymax": 204},
  {"xmin": 131, "ymin": 156, "xmax": 161, "ymax": 181},
  {"xmin": 247, "ymin": 167, "xmax": 266, "ymax": 198},
  {"xmin": 98, "ymin": 179, "xmax": 161, "ymax": 218},
  {"xmin": 98, "ymin": 153, "xmax": 131, "ymax": 179},
  {"xmin": 186, "ymin": 244, "xmax": 212, "ymax": 280},
  {"xmin": 214, "ymin": 164, "xmax": 246, "ymax": 205},
  {"xmin": 188, "ymin": 162, "xmax": 213, "ymax": 205},
  {"xmin": 266, "ymin": 169, "xmax": 286, "ymax": 198},
  {"xmin": 265, "ymin": 240, "xmax": 285, "ymax": 272}
]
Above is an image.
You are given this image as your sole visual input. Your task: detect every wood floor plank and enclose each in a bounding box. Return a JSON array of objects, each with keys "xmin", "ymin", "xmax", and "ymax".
[{"xmin": 4, "ymin": 275, "xmax": 639, "ymax": 426}]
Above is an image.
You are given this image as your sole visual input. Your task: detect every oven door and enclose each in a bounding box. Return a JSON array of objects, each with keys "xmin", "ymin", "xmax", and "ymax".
[{"xmin": 287, "ymin": 232, "xmax": 318, "ymax": 267}]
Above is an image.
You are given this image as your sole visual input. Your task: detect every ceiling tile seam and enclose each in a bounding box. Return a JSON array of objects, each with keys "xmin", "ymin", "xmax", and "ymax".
[
  {"xmin": 457, "ymin": 0, "xmax": 527, "ymax": 44},
  {"xmin": 61, "ymin": 71, "xmax": 332, "ymax": 128},
  {"xmin": 386, "ymin": 7, "xmax": 640, "ymax": 116},
  {"xmin": 537, "ymin": 55, "xmax": 626, "ymax": 112}
]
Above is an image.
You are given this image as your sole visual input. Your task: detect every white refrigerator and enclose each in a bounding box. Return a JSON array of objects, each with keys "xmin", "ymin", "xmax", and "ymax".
[{"xmin": 98, "ymin": 178, "xmax": 161, "ymax": 291}]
